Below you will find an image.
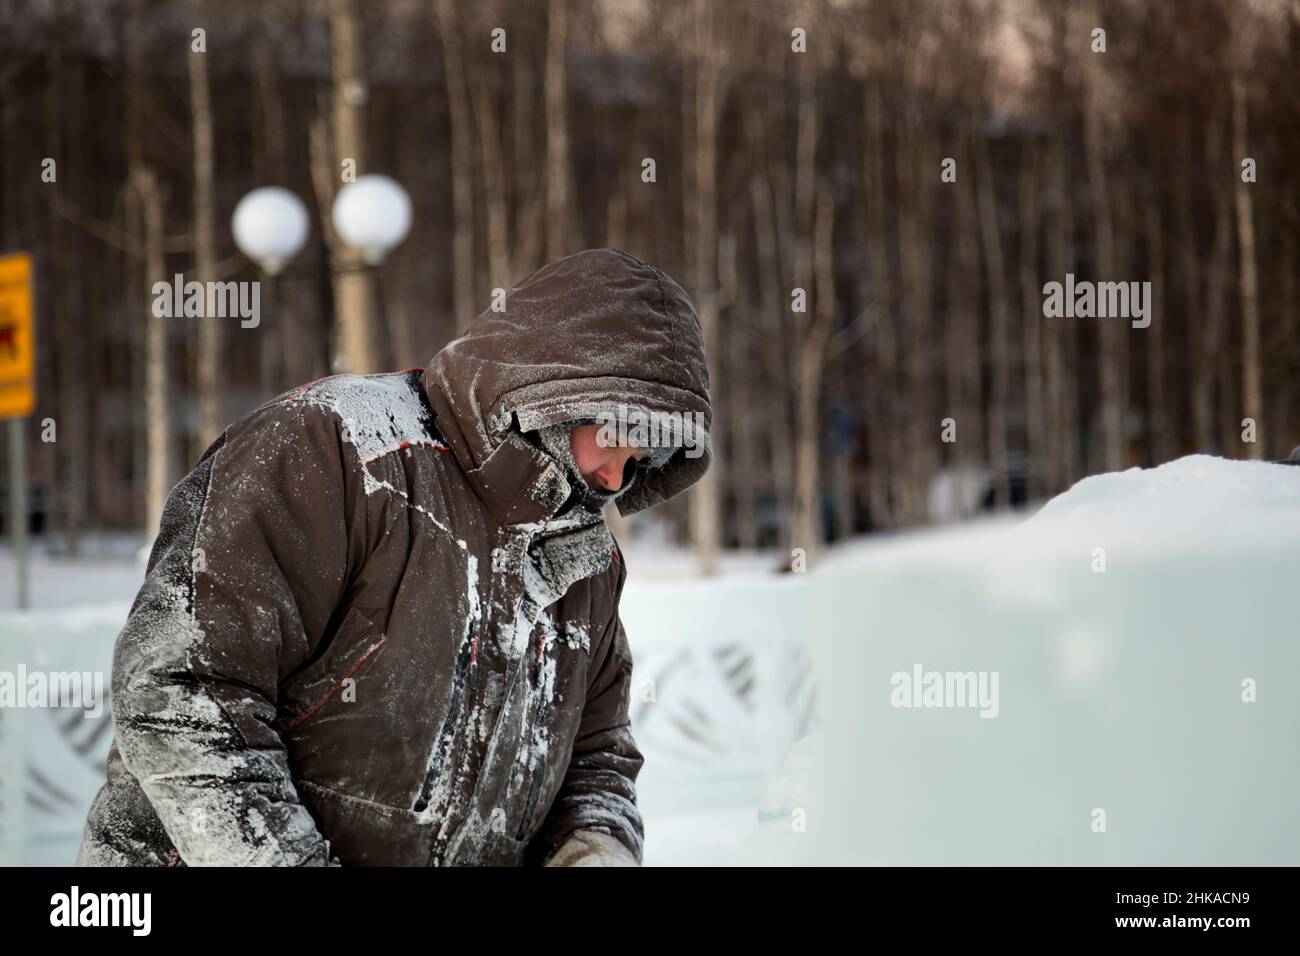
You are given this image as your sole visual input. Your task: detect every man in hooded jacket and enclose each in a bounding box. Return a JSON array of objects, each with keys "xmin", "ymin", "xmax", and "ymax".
[{"xmin": 75, "ymin": 247, "xmax": 712, "ymax": 867}]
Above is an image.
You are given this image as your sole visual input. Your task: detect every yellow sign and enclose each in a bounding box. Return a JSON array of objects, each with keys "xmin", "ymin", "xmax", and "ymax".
[{"xmin": 0, "ymin": 251, "xmax": 35, "ymax": 418}]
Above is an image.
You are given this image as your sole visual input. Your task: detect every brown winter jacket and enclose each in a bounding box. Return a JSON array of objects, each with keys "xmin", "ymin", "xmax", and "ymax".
[{"xmin": 76, "ymin": 248, "xmax": 712, "ymax": 867}]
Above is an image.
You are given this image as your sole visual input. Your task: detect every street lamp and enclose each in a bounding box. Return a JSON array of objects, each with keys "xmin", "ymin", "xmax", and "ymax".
[
  {"xmin": 231, "ymin": 187, "xmax": 310, "ymax": 276},
  {"xmin": 331, "ymin": 174, "xmax": 412, "ymax": 264},
  {"xmin": 329, "ymin": 174, "xmax": 412, "ymax": 373},
  {"xmin": 231, "ymin": 187, "xmax": 312, "ymax": 391}
]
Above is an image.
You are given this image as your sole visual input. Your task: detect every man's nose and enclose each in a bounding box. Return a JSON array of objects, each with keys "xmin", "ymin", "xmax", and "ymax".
[{"xmin": 596, "ymin": 465, "xmax": 622, "ymax": 491}]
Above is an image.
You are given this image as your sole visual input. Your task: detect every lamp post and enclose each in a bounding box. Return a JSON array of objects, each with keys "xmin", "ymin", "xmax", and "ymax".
[
  {"xmin": 231, "ymin": 187, "xmax": 310, "ymax": 392},
  {"xmin": 330, "ymin": 174, "xmax": 412, "ymax": 374}
]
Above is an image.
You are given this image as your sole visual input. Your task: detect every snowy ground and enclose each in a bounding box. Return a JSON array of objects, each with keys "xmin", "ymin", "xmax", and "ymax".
[{"xmin": 0, "ymin": 534, "xmax": 148, "ymax": 613}]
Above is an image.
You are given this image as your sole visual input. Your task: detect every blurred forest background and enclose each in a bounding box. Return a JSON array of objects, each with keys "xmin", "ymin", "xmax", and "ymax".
[{"xmin": 0, "ymin": 0, "xmax": 1297, "ymax": 572}]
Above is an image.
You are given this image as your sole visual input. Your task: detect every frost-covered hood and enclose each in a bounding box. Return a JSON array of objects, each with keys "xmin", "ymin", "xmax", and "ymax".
[{"xmin": 423, "ymin": 248, "xmax": 712, "ymax": 522}]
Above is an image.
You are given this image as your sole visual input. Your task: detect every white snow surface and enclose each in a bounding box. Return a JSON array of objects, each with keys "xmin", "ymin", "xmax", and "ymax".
[
  {"xmin": 1018, "ymin": 453, "xmax": 1300, "ymax": 551},
  {"xmin": 795, "ymin": 453, "xmax": 1300, "ymax": 866}
]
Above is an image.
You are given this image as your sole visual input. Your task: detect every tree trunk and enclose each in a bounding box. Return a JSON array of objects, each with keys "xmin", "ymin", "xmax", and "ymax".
[
  {"xmin": 255, "ymin": 31, "xmax": 291, "ymax": 390},
  {"xmin": 895, "ymin": 69, "xmax": 936, "ymax": 524},
  {"xmin": 1177, "ymin": 113, "xmax": 1207, "ymax": 453},
  {"xmin": 1144, "ymin": 192, "xmax": 1168, "ymax": 464},
  {"xmin": 190, "ymin": 30, "xmax": 221, "ymax": 447},
  {"xmin": 1083, "ymin": 38, "xmax": 1124, "ymax": 473},
  {"xmin": 860, "ymin": 64, "xmax": 899, "ymax": 530},
  {"xmin": 745, "ymin": 103, "xmax": 794, "ymax": 544},
  {"xmin": 477, "ymin": 81, "xmax": 512, "ymax": 296},
  {"xmin": 1273, "ymin": 225, "xmax": 1297, "ymax": 457},
  {"xmin": 512, "ymin": 47, "xmax": 543, "ymax": 276},
  {"xmin": 135, "ymin": 169, "xmax": 169, "ymax": 538},
  {"xmin": 1197, "ymin": 103, "xmax": 1232, "ymax": 454},
  {"xmin": 948, "ymin": 131, "xmax": 982, "ymax": 505},
  {"xmin": 437, "ymin": 0, "xmax": 478, "ymax": 332},
  {"xmin": 544, "ymin": 0, "xmax": 571, "ymax": 261},
  {"xmin": 1232, "ymin": 74, "xmax": 1263, "ymax": 458},
  {"xmin": 686, "ymin": 0, "xmax": 722, "ymax": 576},
  {"xmin": 791, "ymin": 190, "xmax": 835, "ymax": 562},
  {"xmin": 721, "ymin": 230, "xmax": 759, "ymax": 550},
  {"xmin": 125, "ymin": 0, "xmax": 170, "ymax": 539},
  {"xmin": 1047, "ymin": 131, "xmax": 1078, "ymax": 489},
  {"xmin": 785, "ymin": 3, "xmax": 823, "ymax": 556},
  {"xmin": 329, "ymin": 0, "xmax": 379, "ymax": 373},
  {"xmin": 976, "ymin": 136, "xmax": 1010, "ymax": 507},
  {"xmin": 1018, "ymin": 142, "xmax": 1047, "ymax": 500}
]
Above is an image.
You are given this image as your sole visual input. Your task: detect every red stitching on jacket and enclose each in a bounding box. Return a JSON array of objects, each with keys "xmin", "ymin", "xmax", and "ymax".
[
  {"xmin": 168, "ymin": 850, "xmax": 182, "ymax": 867},
  {"xmin": 359, "ymin": 437, "xmax": 451, "ymax": 464},
  {"xmin": 285, "ymin": 637, "xmax": 388, "ymax": 732}
]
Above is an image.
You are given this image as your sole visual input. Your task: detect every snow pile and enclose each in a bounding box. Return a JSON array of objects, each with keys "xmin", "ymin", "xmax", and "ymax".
[
  {"xmin": 1018, "ymin": 453, "xmax": 1300, "ymax": 553},
  {"xmin": 791, "ymin": 454, "xmax": 1300, "ymax": 866}
]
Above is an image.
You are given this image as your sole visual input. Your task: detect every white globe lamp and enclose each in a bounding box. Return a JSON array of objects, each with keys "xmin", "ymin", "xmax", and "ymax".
[
  {"xmin": 231, "ymin": 187, "xmax": 310, "ymax": 276},
  {"xmin": 332, "ymin": 174, "xmax": 412, "ymax": 265}
]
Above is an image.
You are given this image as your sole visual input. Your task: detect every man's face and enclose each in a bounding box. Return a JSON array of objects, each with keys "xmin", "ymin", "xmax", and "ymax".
[{"xmin": 569, "ymin": 424, "xmax": 649, "ymax": 492}]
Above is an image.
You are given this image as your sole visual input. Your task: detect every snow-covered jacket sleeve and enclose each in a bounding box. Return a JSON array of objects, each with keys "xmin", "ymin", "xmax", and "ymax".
[
  {"xmin": 533, "ymin": 560, "xmax": 646, "ymax": 865},
  {"xmin": 111, "ymin": 400, "xmax": 364, "ymax": 866}
]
